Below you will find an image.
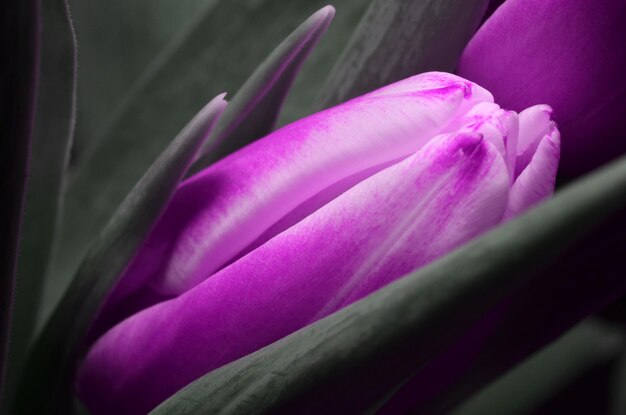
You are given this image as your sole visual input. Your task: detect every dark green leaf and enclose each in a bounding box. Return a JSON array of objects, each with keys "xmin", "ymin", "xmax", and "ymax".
[
  {"xmin": 68, "ymin": 0, "xmax": 211, "ymax": 159},
  {"xmin": 612, "ymin": 351, "xmax": 626, "ymax": 415},
  {"xmin": 189, "ymin": 5, "xmax": 335, "ymax": 173},
  {"xmin": 15, "ymin": 96, "xmax": 226, "ymax": 414},
  {"xmin": 452, "ymin": 320, "xmax": 625, "ymax": 415},
  {"xmin": 45, "ymin": 0, "xmax": 367, "ymax": 327},
  {"xmin": 6, "ymin": 0, "xmax": 77, "ymax": 401},
  {"xmin": 383, "ymin": 207, "xmax": 626, "ymax": 413},
  {"xmin": 0, "ymin": 0, "xmax": 40, "ymax": 405},
  {"xmin": 276, "ymin": 1, "xmax": 368, "ymax": 125},
  {"xmin": 152, "ymin": 153, "xmax": 626, "ymax": 415},
  {"xmin": 316, "ymin": 0, "xmax": 489, "ymax": 108}
]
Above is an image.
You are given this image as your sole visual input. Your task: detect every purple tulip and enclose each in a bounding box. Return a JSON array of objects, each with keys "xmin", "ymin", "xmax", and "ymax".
[
  {"xmin": 458, "ymin": 0, "xmax": 626, "ymax": 175},
  {"xmin": 77, "ymin": 72, "xmax": 559, "ymax": 415}
]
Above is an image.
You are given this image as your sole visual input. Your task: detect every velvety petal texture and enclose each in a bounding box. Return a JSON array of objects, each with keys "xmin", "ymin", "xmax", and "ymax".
[
  {"xmin": 458, "ymin": 0, "xmax": 626, "ymax": 175},
  {"xmin": 94, "ymin": 73, "xmax": 493, "ymax": 332},
  {"xmin": 79, "ymin": 132, "xmax": 509, "ymax": 415},
  {"xmin": 505, "ymin": 129, "xmax": 560, "ymax": 218},
  {"xmin": 78, "ymin": 73, "xmax": 560, "ymax": 415}
]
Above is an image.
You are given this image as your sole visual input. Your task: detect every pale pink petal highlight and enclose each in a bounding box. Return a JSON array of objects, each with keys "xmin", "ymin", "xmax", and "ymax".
[{"xmin": 505, "ymin": 128, "xmax": 561, "ymax": 218}]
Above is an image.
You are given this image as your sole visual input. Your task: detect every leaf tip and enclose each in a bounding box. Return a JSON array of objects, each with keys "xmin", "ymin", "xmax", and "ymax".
[{"xmin": 312, "ymin": 5, "xmax": 336, "ymax": 30}]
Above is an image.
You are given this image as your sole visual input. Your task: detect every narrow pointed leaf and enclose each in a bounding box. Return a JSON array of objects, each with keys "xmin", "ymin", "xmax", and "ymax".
[
  {"xmin": 189, "ymin": 5, "xmax": 335, "ymax": 174},
  {"xmin": 316, "ymin": 0, "xmax": 489, "ymax": 108},
  {"xmin": 152, "ymin": 153, "xmax": 626, "ymax": 415},
  {"xmin": 0, "ymin": 0, "xmax": 39, "ymax": 403},
  {"xmin": 276, "ymin": 1, "xmax": 368, "ymax": 125},
  {"xmin": 6, "ymin": 0, "xmax": 77, "ymax": 400},
  {"xmin": 15, "ymin": 96, "xmax": 227, "ymax": 414},
  {"xmin": 452, "ymin": 320, "xmax": 625, "ymax": 415},
  {"xmin": 46, "ymin": 0, "xmax": 358, "ymax": 327}
]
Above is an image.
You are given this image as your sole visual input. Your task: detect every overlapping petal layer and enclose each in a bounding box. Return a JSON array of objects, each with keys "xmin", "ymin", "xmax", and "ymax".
[
  {"xmin": 96, "ymin": 73, "xmax": 494, "ymax": 329},
  {"xmin": 505, "ymin": 129, "xmax": 560, "ymax": 218},
  {"xmin": 78, "ymin": 131, "xmax": 509, "ymax": 415},
  {"xmin": 79, "ymin": 73, "xmax": 560, "ymax": 415}
]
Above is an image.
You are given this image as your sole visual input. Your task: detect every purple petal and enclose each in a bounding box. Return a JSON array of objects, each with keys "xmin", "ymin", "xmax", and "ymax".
[
  {"xmin": 77, "ymin": 131, "xmax": 510, "ymax": 415},
  {"xmin": 505, "ymin": 128, "xmax": 560, "ymax": 218},
  {"xmin": 451, "ymin": 102, "xmax": 519, "ymax": 183},
  {"xmin": 515, "ymin": 104, "xmax": 555, "ymax": 177},
  {"xmin": 104, "ymin": 73, "xmax": 492, "ymax": 305},
  {"xmin": 458, "ymin": 0, "xmax": 626, "ymax": 175}
]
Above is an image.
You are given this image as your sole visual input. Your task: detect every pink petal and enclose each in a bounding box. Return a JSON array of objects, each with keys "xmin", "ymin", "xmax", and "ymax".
[
  {"xmin": 505, "ymin": 128, "xmax": 561, "ymax": 218},
  {"xmin": 77, "ymin": 131, "xmax": 510, "ymax": 415},
  {"xmin": 515, "ymin": 104, "xmax": 555, "ymax": 177},
  {"xmin": 109, "ymin": 73, "xmax": 492, "ymax": 301},
  {"xmin": 451, "ymin": 102, "xmax": 519, "ymax": 183}
]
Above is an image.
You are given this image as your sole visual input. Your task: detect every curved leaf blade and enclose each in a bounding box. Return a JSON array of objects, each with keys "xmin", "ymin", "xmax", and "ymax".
[
  {"xmin": 189, "ymin": 6, "xmax": 335, "ymax": 174},
  {"xmin": 46, "ymin": 0, "xmax": 351, "ymax": 328},
  {"xmin": 7, "ymin": 0, "xmax": 77, "ymax": 399},
  {"xmin": 276, "ymin": 1, "xmax": 368, "ymax": 125},
  {"xmin": 0, "ymin": 0, "xmax": 40, "ymax": 403},
  {"xmin": 152, "ymin": 153, "xmax": 626, "ymax": 415},
  {"xmin": 316, "ymin": 0, "xmax": 489, "ymax": 108},
  {"xmin": 15, "ymin": 96, "xmax": 227, "ymax": 414}
]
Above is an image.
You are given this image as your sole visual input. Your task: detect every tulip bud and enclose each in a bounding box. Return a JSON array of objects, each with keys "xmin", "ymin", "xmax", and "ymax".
[
  {"xmin": 91, "ymin": 73, "xmax": 493, "ymax": 335},
  {"xmin": 79, "ymin": 72, "xmax": 560, "ymax": 415}
]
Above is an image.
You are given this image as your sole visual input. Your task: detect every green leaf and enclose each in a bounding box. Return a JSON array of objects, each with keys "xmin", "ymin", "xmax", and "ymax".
[
  {"xmin": 612, "ymin": 351, "xmax": 626, "ymax": 415},
  {"xmin": 0, "ymin": 0, "xmax": 40, "ymax": 405},
  {"xmin": 6, "ymin": 0, "xmax": 77, "ymax": 400},
  {"xmin": 151, "ymin": 153, "xmax": 626, "ymax": 415},
  {"xmin": 276, "ymin": 1, "xmax": 368, "ymax": 125},
  {"xmin": 383, "ymin": 210, "xmax": 626, "ymax": 413},
  {"xmin": 45, "ymin": 0, "xmax": 366, "ymax": 328},
  {"xmin": 316, "ymin": 0, "xmax": 489, "ymax": 108},
  {"xmin": 189, "ymin": 5, "xmax": 335, "ymax": 173},
  {"xmin": 67, "ymin": 0, "xmax": 213, "ymax": 159},
  {"xmin": 15, "ymin": 96, "xmax": 226, "ymax": 415},
  {"xmin": 452, "ymin": 320, "xmax": 625, "ymax": 415}
]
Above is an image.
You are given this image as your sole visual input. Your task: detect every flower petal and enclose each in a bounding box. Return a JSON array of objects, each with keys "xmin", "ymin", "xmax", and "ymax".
[
  {"xmin": 109, "ymin": 73, "xmax": 492, "ymax": 301},
  {"xmin": 451, "ymin": 102, "xmax": 519, "ymax": 183},
  {"xmin": 515, "ymin": 104, "xmax": 555, "ymax": 177},
  {"xmin": 458, "ymin": 0, "xmax": 626, "ymax": 175},
  {"xmin": 505, "ymin": 128, "xmax": 561, "ymax": 218},
  {"xmin": 77, "ymin": 132, "xmax": 509, "ymax": 415}
]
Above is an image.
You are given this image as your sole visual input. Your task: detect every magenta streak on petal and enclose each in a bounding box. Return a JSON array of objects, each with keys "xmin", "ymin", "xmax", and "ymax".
[
  {"xmin": 77, "ymin": 132, "xmax": 510, "ymax": 415},
  {"xmin": 102, "ymin": 73, "xmax": 493, "ymax": 308},
  {"xmin": 150, "ymin": 87, "xmax": 473, "ymax": 298},
  {"xmin": 443, "ymin": 101, "xmax": 518, "ymax": 184}
]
